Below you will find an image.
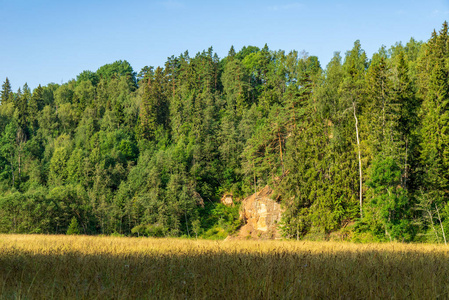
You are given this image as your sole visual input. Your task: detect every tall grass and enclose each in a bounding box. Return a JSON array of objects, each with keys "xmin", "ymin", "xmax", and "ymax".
[{"xmin": 0, "ymin": 234, "xmax": 448, "ymax": 299}]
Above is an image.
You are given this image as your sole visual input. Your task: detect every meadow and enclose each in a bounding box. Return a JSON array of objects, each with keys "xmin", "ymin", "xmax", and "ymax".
[{"xmin": 0, "ymin": 235, "xmax": 448, "ymax": 299}]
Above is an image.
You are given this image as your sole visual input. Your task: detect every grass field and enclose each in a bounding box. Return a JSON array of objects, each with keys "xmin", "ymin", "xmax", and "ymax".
[{"xmin": 0, "ymin": 235, "xmax": 449, "ymax": 299}]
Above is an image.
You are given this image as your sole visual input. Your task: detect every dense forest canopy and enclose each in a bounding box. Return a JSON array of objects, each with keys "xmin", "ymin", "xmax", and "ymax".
[{"xmin": 1, "ymin": 23, "xmax": 449, "ymax": 242}]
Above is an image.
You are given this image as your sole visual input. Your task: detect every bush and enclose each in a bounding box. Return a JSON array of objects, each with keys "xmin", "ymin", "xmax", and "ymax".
[
  {"xmin": 131, "ymin": 223, "xmax": 167, "ymax": 237},
  {"xmin": 66, "ymin": 217, "xmax": 81, "ymax": 235}
]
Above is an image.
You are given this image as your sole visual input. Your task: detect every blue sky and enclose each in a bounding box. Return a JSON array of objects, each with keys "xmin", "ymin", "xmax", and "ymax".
[{"xmin": 1, "ymin": 0, "xmax": 448, "ymax": 91}]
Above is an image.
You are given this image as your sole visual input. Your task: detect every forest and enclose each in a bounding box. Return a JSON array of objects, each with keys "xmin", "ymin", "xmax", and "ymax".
[{"xmin": 0, "ymin": 22, "xmax": 449, "ymax": 242}]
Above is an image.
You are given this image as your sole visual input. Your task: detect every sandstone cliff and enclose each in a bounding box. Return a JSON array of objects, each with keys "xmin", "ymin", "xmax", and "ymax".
[{"xmin": 235, "ymin": 185, "xmax": 283, "ymax": 239}]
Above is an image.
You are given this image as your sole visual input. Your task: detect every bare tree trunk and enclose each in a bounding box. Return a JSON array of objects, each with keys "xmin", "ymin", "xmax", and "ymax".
[
  {"xmin": 427, "ymin": 209, "xmax": 439, "ymax": 242},
  {"xmin": 185, "ymin": 210, "xmax": 190, "ymax": 238},
  {"xmin": 436, "ymin": 203, "xmax": 447, "ymax": 245},
  {"xmin": 253, "ymin": 161, "xmax": 256, "ymax": 196},
  {"xmin": 10, "ymin": 158, "xmax": 14, "ymax": 187},
  {"xmin": 353, "ymin": 102, "xmax": 363, "ymax": 218},
  {"xmin": 385, "ymin": 227, "xmax": 392, "ymax": 242},
  {"xmin": 381, "ymin": 81, "xmax": 386, "ymax": 138},
  {"xmin": 278, "ymin": 132, "xmax": 284, "ymax": 175},
  {"xmin": 16, "ymin": 129, "xmax": 26, "ymax": 183},
  {"xmin": 404, "ymin": 138, "xmax": 408, "ymax": 189},
  {"xmin": 18, "ymin": 152, "xmax": 21, "ymax": 181}
]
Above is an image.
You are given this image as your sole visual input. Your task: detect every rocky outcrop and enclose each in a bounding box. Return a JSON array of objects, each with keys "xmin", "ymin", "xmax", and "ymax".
[
  {"xmin": 220, "ymin": 193, "xmax": 234, "ymax": 206},
  {"xmin": 236, "ymin": 186, "xmax": 283, "ymax": 239}
]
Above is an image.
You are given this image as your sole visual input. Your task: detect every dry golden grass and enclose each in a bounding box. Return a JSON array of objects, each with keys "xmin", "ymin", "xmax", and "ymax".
[{"xmin": 0, "ymin": 234, "xmax": 449, "ymax": 299}]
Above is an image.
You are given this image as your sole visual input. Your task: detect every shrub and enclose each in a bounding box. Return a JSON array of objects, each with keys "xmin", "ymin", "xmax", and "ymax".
[{"xmin": 66, "ymin": 217, "xmax": 81, "ymax": 235}]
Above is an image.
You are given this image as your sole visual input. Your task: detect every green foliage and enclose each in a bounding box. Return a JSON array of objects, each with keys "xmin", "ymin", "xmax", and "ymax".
[
  {"xmin": 199, "ymin": 203, "xmax": 241, "ymax": 239},
  {"xmin": 131, "ymin": 223, "xmax": 167, "ymax": 237},
  {"xmin": 76, "ymin": 70, "xmax": 100, "ymax": 86},
  {"xmin": 96, "ymin": 60, "xmax": 137, "ymax": 90},
  {"xmin": 1, "ymin": 78, "xmax": 13, "ymax": 105},
  {"xmin": 67, "ymin": 216, "xmax": 81, "ymax": 235},
  {"xmin": 360, "ymin": 158, "xmax": 414, "ymax": 241},
  {"xmin": 0, "ymin": 23, "xmax": 448, "ymax": 242},
  {"xmin": 191, "ymin": 219, "xmax": 201, "ymax": 238}
]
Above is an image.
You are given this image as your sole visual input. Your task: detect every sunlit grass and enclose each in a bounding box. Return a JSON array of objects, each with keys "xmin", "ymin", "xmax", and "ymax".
[{"xmin": 0, "ymin": 234, "xmax": 448, "ymax": 299}]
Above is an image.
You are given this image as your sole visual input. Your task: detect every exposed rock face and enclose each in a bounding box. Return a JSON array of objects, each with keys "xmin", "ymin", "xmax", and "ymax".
[
  {"xmin": 237, "ymin": 186, "xmax": 283, "ymax": 239},
  {"xmin": 220, "ymin": 193, "xmax": 234, "ymax": 206}
]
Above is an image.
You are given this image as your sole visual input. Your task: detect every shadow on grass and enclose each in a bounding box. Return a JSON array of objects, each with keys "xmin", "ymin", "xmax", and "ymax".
[{"xmin": 1, "ymin": 248, "xmax": 449, "ymax": 299}]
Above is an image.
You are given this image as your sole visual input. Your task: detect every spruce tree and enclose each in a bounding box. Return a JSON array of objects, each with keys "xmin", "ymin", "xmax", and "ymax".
[
  {"xmin": 418, "ymin": 22, "xmax": 449, "ymax": 210},
  {"xmin": 340, "ymin": 40, "xmax": 367, "ymax": 218},
  {"xmin": 137, "ymin": 67, "xmax": 167, "ymax": 140},
  {"xmin": 1, "ymin": 78, "xmax": 12, "ymax": 105},
  {"xmin": 28, "ymin": 85, "xmax": 44, "ymax": 133}
]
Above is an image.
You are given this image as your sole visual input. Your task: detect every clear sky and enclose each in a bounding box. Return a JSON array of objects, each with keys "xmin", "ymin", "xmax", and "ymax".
[{"xmin": 1, "ymin": 0, "xmax": 448, "ymax": 91}]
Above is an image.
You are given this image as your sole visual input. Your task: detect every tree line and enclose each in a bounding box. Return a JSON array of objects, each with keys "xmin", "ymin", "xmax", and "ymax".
[{"xmin": 1, "ymin": 23, "xmax": 449, "ymax": 242}]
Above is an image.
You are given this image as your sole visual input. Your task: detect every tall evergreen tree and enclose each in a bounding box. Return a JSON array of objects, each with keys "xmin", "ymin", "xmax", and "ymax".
[
  {"xmin": 14, "ymin": 86, "xmax": 30, "ymax": 140},
  {"xmin": 340, "ymin": 40, "xmax": 367, "ymax": 218},
  {"xmin": 28, "ymin": 85, "xmax": 44, "ymax": 133},
  {"xmin": 1, "ymin": 78, "xmax": 13, "ymax": 105},
  {"xmin": 137, "ymin": 67, "xmax": 167, "ymax": 140},
  {"xmin": 417, "ymin": 22, "xmax": 449, "ymax": 238}
]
